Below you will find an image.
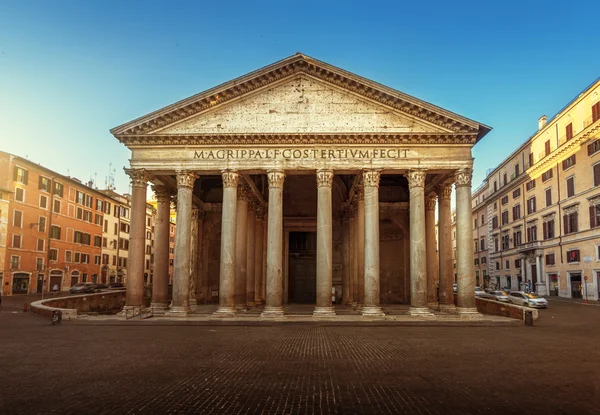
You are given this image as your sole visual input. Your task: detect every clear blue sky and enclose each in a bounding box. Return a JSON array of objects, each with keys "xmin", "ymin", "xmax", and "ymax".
[{"xmin": 1, "ymin": 0, "xmax": 599, "ymax": 195}]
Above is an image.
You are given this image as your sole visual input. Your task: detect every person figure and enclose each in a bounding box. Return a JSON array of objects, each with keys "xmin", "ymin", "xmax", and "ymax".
[{"xmin": 52, "ymin": 284, "xmax": 59, "ymax": 295}]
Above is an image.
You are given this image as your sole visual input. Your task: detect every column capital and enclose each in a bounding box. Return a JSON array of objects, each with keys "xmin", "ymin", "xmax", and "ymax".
[
  {"xmin": 255, "ymin": 205, "xmax": 267, "ymax": 220},
  {"xmin": 438, "ymin": 184, "xmax": 452, "ymax": 200},
  {"xmin": 316, "ymin": 169, "xmax": 334, "ymax": 188},
  {"xmin": 176, "ymin": 170, "xmax": 198, "ymax": 189},
  {"xmin": 455, "ymin": 168, "xmax": 473, "ymax": 188},
  {"xmin": 124, "ymin": 168, "xmax": 150, "ymax": 188},
  {"xmin": 237, "ymin": 183, "xmax": 250, "ymax": 200},
  {"xmin": 406, "ymin": 169, "xmax": 426, "ymax": 188},
  {"xmin": 267, "ymin": 170, "xmax": 285, "ymax": 188},
  {"xmin": 221, "ymin": 170, "xmax": 239, "ymax": 188},
  {"xmin": 425, "ymin": 195, "xmax": 437, "ymax": 211},
  {"xmin": 152, "ymin": 185, "xmax": 173, "ymax": 202},
  {"xmin": 363, "ymin": 170, "xmax": 381, "ymax": 188}
]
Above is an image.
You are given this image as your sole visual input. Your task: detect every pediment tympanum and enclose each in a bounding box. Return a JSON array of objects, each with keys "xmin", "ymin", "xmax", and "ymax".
[{"xmin": 155, "ymin": 76, "xmax": 445, "ymax": 135}]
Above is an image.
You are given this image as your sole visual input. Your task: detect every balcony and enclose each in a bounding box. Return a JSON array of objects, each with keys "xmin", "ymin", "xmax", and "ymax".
[{"xmin": 517, "ymin": 240, "xmax": 542, "ymax": 253}]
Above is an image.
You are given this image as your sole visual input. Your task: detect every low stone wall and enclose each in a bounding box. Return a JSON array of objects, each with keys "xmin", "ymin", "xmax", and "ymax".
[
  {"xmin": 31, "ymin": 290, "xmax": 126, "ymax": 320},
  {"xmin": 475, "ymin": 297, "xmax": 539, "ymax": 321}
]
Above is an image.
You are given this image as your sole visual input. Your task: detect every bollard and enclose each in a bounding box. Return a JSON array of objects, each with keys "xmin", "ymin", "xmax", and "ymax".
[
  {"xmin": 23, "ymin": 303, "xmax": 28, "ymax": 312},
  {"xmin": 524, "ymin": 310, "xmax": 533, "ymax": 326}
]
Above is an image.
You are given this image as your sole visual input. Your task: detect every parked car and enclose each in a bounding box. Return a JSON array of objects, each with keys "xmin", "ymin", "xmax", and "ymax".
[
  {"xmin": 508, "ymin": 291, "xmax": 548, "ymax": 308},
  {"xmin": 108, "ymin": 282, "xmax": 125, "ymax": 290},
  {"xmin": 474, "ymin": 286, "xmax": 486, "ymax": 297},
  {"xmin": 484, "ymin": 290, "xmax": 510, "ymax": 302},
  {"xmin": 69, "ymin": 282, "xmax": 96, "ymax": 294},
  {"xmin": 95, "ymin": 283, "xmax": 108, "ymax": 289}
]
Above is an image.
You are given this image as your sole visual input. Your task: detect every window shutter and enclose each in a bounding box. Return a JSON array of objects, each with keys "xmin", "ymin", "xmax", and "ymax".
[
  {"xmin": 573, "ymin": 212, "xmax": 578, "ymax": 232},
  {"xmin": 590, "ymin": 142, "xmax": 595, "ymax": 156},
  {"xmin": 590, "ymin": 206, "xmax": 597, "ymax": 228},
  {"xmin": 567, "ymin": 179, "xmax": 574, "ymax": 197},
  {"xmin": 566, "ymin": 123, "xmax": 573, "ymax": 140},
  {"xmin": 594, "ymin": 164, "xmax": 600, "ymax": 187},
  {"xmin": 38, "ymin": 176, "xmax": 43, "ymax": 189},
  {"xmin": 563, "ymin": 215, "xmax": 568, "ymax": 234},
  {"xmin": 13, "ymin": 166, "xmax": 18, "ymax": 181},
  {"xmin": 543, "ymin": 222, "xmax": 548, "ymax": 240},
  {"xmin": 545, "ymin": 140, "xmax": 551, "ymax": 155},
  {"xmin": 23, "ymin": 170, "xmax": 28, "ymax": 185},
  {"xmin": 593, "ymin": 102, "xmax": 600, "ymax": 122},
  {"xmin": 533, "ymin": 198, "xmax": 536, "ymax": 212}
]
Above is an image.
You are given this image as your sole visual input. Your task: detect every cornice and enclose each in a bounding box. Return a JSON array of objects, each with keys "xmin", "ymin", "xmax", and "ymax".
[
  {"xmin": 118, "ymin": 133, "xmax": 477, "ymax": 147},
  {"xmin": 111, "ymin": 53, "xmax": 489, "ymax": 140}
]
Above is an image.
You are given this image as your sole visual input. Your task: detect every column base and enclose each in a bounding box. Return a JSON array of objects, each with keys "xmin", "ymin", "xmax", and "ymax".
[
  {"xmin": 117, "ymin": 305, "xmax": 142, "ymax": 319},
  {"xmin": 456, "ymin": 307, "xmax": 483, "ymax": 320},
  {"xmin": 408, "ymin": 307, "xmax": 435, "ymax": 317},
  {"xmin": 427, "ymin": 301, "xmax": 439, "ymax": 310},
  {"xmin": 361, "ymin": 306, "xmax": 385, "ymax": 317},
  {"xmin": 351, "ymin": 301, "xmax": 358, "ymax": 307},
  {"xmin": 355, "ymin": 303, "xmax": 364, "ymax": 311},
  {"xmin": 313, "ymin": 306, "xmax": 336, "ymax": 317},
  {"xmin": 235, "ymin": 304, "xmax": 248, "ymax": 312},
  {"xmin": 212, "ymin": 307, "xmax": 236, "ymax": 318},
  {"xmin": 260, "ymin": 306, "xmax": 285, "ymax": 318},
  {"xmin": 189, "ymin": 298, "xmax": 198, "ymax": 307},
  {"xmin": 246, "ymin": 301, "xmax": 256, "ymax": 307},
  {"xmin": 150, "ymin": 302, "xmax": 169, "ymax": 315},
  {"xmin": 165, "ymin": 305, "xmax": 191, "ymax": 317},
  {"xmin": 438, "ymin": 304, "xmax": 457, "ymax": 314}
]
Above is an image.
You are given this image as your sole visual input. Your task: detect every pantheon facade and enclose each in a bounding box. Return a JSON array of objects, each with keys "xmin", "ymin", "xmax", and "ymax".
[{"xmin": 111, "ymin": 53, "xmax": 491, "ymax": 318}]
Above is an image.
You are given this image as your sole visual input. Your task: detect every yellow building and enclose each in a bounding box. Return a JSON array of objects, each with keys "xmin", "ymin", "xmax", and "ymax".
[{"xmin": 473, "ymin": 78, "xmax": 600, "ymax": 300}]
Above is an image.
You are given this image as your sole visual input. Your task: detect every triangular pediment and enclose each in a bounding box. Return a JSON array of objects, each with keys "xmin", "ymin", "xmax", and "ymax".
[
  {"xmin": 155, "ymin": 76, "xmax": 446, "ymax": 135},
  {"xmin": 111, "ymin": 53, "xmax": 491, "ymax": 143}
]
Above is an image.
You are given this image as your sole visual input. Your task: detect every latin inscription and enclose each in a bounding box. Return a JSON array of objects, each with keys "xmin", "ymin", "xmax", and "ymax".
[{"xmin": 193, "ymin": 148, "xmax": 410, "ymax": 160}]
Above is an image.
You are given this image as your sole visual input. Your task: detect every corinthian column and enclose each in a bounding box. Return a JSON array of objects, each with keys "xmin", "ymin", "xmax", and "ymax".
[
  {"xmin": 123, "ymin": 169, "xmax": 149, "ymax": 312},
  {"xmin": 234, "ymin": 184, "xmax": 249, "ymax": 311},
  {"xmin": 313, "ymin": 169, "xmax": 335, "ymax": 317},
  {"xmin": 246, "ymin": 201, "xmax": 256, "ymax": 307},
  {"xmin": 351, "ymin": 205, "xmax": 358, "ymax": 307},
  {"xmin": 437, "ymin": 184, "xmax": 455, "ymax": 313},
  {"xmin": 407, "ymin": 170, "xmax": 434, "ymax": 317},
  {"xmin": 151, "ymin": 185, "xmax": 172, "ymax": 314},
  {"xmin": 341, "ymin": 206, "xmax": 351, "ymax": 305},
  {"xmin": 166, "ymin": 171, "xmax": 197, "ymax": 317},
  {"xmin": 362, "ymin": 170, "xmax": 384, "ymax": 317},
  {"xmin": 254, "ymin": 206, "xmax": 265, "ymax": 304},
  {"xmin": 261, "ymin": 170, "xmax": 285, "ymax": 318},
  {"xmin": 213, "ymin": 171, "xmax": 238, "ymax": 317},
  {"xmin": 455, "ymin": 168, "xmax": 482, "ymax": 318},
  {"xmin": 356, "ymin": 185, "xmax": 365, "ymax": 310},
  {"xmin": 425, "ymin": 194, "xmax": 438, "ymax": 309}
]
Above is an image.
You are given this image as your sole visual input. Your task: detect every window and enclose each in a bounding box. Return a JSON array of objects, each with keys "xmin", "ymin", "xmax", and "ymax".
[
  {"xmin": 120, "ymin": 223, "xmax": 130, "ymax": 233},
  {"xmin": 95, "ymin": 214, "xmax": 103, "ymax": 225},
  {"xmin": 481, "ymin": 214, "xmax": 484, "ymax": 224},
  {"xmin": 505, "ymin": 260, "xmax": 510, "ymax": 270},
  {"xmin": 493, "ymin": 202, "xmax": 497, "ymax": 210},
  {"xmin": 36, "ymin": 257, "xmax": 44, "ymax": 271},
  {"xmin": 526, "ymin": 180, "xmax": 536, "ymax": 191},
  {"xmin": 83, "ymin": 210, "xmax": 92, "ymax": 222},
  {"xmin": 49, "ymin": 225, "xmax": 61, "ymax": 240},
  {"xmin": 65, "ymin": 251, "xmax": 72, "ymax": 263},
  {"xmin": 104, "ymin": 219, "xmax": 108, "ymax": 233},
  {"xmin": 543, "ymin": 219, "xmax": 555, "ymax": 239},
  {"xmin": 495, "ymin": 262, "xmax": 500, "ymax": 271},
  {"xmin": 13, "ymin": 166, "xmax": 29, "ymax": 184},
  {"xmin": 39, "ymin": 176, "xmax": 50, "ymax": 192},
  {"xmin": 10, "ymin": 256, "xmax": 20, "ymax": 269},
  {"xmin": 562, "ymin": 154, "xmax": 576, "ymax": 170},
  {"xmin": 146, "ymin": 231, "xmax": 152, "ymax": 240},
  {"xmin": 120, "ymin": 207, "xmax": 130, "ymax": 219},
  {"xmin": 493, "ymin": 181, "xmax": 497, "ymax": 192},
  {"xmin": 53, "ymin": 182, "xmax": 64, "ymax": 197},
  {"xmin": 513, "ymin": 230, "xmax": 522, "ymax": 247},
  {"xmin": 563, "ymin": 211, "xmax": 578, "ymax": 234},
  {"xmin": 123, "ymin": 258, "xmax": 127, "ymax": 268},
  {"xmin": 501, "ymin": 234, "xmax": 510, "ymax": 250},
  {"xmin": 76, "ymin": 207, "xmax": 83, "ymax": 220},
  {"xmin": 146, "ymin": 245, "xmax": 151, "ymax": 254},
  {"xmin": 481, "ymin": 257, "xmax": 487, "ymax": 264},
  {"xmin": 480, "ymin": 238, "xmax": 485, "ymax": 251},
  {"xmin": 527, "ymin": 197, "xmax": 536, "ymax": 214},
  {"xmin": 81, "ymin": 254, "xmax": 89, "ymax": 264},
  {"xmin": 74, "ymin": 231, "xmax": 91, "ymax": 245},
  {"xmin": 513, "ymin": 204, "xmax": 521, "ymax": 221},
  {"xmin": 544, "ymin": 140, "xmax": 551, "ymax": 156},
  {"xmin": 37, "ymin": 238, "xmax": 44, "ymax": 251},
  {"xmin": 15, "ymin": 187, "xmax": 24, "ymax": 202},
  {"xmin": 76, "ymin": 191, "xmax": 85, "ymax": 205},
  {"xmin": 103, "ymin": 237, "xmax": 107, "ymax": 248},
  {"xmin": 545, "ymin": 188, "xmax": 553, "ymax": 206},
  {"xmin": 94, "ymin": 235, "xmax": 102, "ymax": 247},
  {"xmin": 593, "ymin": 163, "xmax": 600, "ymax": 187},
  {"xmin": 545, "ymin": 253, "xmax": 555, "ymax": 266},
  {"xmin": 566, "ymin": 177, "xmax": 575, "ymax": 198},
  {"xmin": 114, "ymin": 223, "xmax": 118, "ymax": 235},
  {"xmin": 565, "ymin": 123, "xmax": 573, "ymax": 141},
  {"xmin": 74, "ymin": 252, "xmax": 81, "ymax": 263},
  {"xmin": 104, "ymin": 201, "xmax": 111, "ymax": 215},
  {"xmin": 474, "ymin": 258, "xmax": 479, "ymax": 266},
  {"xmin": 527, "ymin": 224, "xmax": 537, "ymax": 242},
  {"xmin": 112, "ymin": 255, "xmax": 116, "ymax": 266},
  {"xmin": 588, "ymin": 140, "xmax": 600, "ymax": 157},
  {"xmin": 49, "ymin": 249, "xmax": 58, "ymax": 261},
  {"xmin": 146, "ymin": 259, "xmax": 150, "ymax": 270},
  {"xmin": 13, "ymin": 210, "xmax": 23, "ymax": 227},
  {"xmin": 501, "ymin": 210, "xmax": 508, "ymax": 225},
  {"xmin": 590, "ymin": 205, "xmax": 600, "ymax": 229},
  {"xmin": 492, "ymin": 216, "xmax": 498, "ymax": 230},
  {"xmin": 513, "ymin": 188, "xmax": 521, "ymax": 199},
  {"xmin": 566, "ymin": 249, "xmax": 580, "ymax": 263},
  {"xmin": 503, "ymin": 173, "xmax": 507, "ymax": 186},
  {"xmin": 53, "ymin": 199, "xmax": 61, "ymax": 214},
  {"xmin": 39, "ymin": 194, "xmax": 48, "ymax": 209},
  {"xmin": 541, "ymin": 168, "xmax": 553, "ymax": 182},
  {"xmin": 12, "ymin": 234, "xmax": 22, "ymax": 248},
  {"xmin": 494, "ymin": 237, "xmax": 499, "ymax": 252},
  {"xmin": 102, "ymin": 254, "xmax": 109, "ymax": 265},
  {"xmin": 85, "ymin": 195, "xmax": 93, "ymax": 208},
  {"xmin": 38, "ymin": 216, "xmax": 46, "ymax": 232},
  {"xmin": 119, "ymin": 238, "xmax": 129, "ymax": 250},
  {"xmin": 515, "ymin": 164, "xmax": 520, "ymax": 177},
  {"xmin": 501, "ymin": 195, "xmax": 508, "ymax": 205},
  {"xmin": 515, "ymin": 259, "xmax": 521, "ymax": 268},
  {"xmin": 96, "ymin": 199, "xmax": 104, "ymax": 211},
  {"xmin": 528, "ymin": 152, "xmax": 534, "ymax": 167},
  {"xmin": 94, "ymin": 255, "xmax": 101, "ymax": 265}
]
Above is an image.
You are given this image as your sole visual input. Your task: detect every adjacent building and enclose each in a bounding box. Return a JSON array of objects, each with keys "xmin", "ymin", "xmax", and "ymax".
[{"xmin": 470, "ymin": 78, "xmax": 600, "ymax": 300}]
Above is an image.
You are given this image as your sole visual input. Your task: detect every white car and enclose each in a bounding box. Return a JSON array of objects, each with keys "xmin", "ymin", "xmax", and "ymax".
[
  {"xmin": 474, "ymin": 286, "xmax": 486, "ymax": 297},
  {"xmin": 484, "ymin": 290, "xmax": 510, "ymax": 302},
  {"xmin": 508, "ymin": 291, "xmax": 548, "ymax": 308}
]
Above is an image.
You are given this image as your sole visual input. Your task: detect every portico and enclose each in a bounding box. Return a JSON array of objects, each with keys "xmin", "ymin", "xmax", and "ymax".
[{"xmin": 111, "ymin": 53, "xmax": 490, "ymax": 319}]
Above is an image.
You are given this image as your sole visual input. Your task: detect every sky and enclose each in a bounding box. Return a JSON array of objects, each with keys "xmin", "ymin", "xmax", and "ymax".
[{"xmin": 1, "ymin": 0, "xmax": 599, "ymax": 196}]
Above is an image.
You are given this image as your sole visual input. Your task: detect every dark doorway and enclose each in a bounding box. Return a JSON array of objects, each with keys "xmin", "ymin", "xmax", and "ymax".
[
  {"xmin": 288, "ymin": 232, "xmax": 317, "ymax": 303},
  {"xmin": 531, "ymin": 264, "xmax": 537, "ymax": 291},
  {"xmin": 570, "ymin": 273, "xmax": 582, "ymax": 298}
]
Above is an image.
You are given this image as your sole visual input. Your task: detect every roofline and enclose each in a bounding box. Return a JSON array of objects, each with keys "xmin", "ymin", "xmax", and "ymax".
[{"xmin": 111, "ymin": 52, "xmax": 492, "ymax": 140}]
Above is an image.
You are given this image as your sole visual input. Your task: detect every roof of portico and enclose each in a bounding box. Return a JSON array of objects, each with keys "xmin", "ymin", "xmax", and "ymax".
[{"xmin": 111, "ymin": 53, "xmax": 491, "ymax": 145}]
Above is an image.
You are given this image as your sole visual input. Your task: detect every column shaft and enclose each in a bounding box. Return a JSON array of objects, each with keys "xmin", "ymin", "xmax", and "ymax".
[
  {"xmin": 261, "ymin": 171, "xmax": 285, "ymax": 318},
  {"xmin": 438, "ymin": 185, "xmax": 455, "ymax": 312},
  {"xmin": 357, "ymin": 188, "xmax": 365, "ymax": 308},
  {"xmin": 455, "ymin": 168, "xmax": 481, "ymax": 318},
  {"xmin": 151, "ymin": 186, "xmax": 171, "ymax": 314},
  {"xmin": 194, "ymin": 213, "xmax": 204, "ymax": 303},
  {"xmin": 254, "ymin": 209, "xmax": 264, "ymax": 304},
  {"xmin": 246, "ymin": 205, "xmax": 256, "ymax": 306},
  {"xmin": 234, "ymin": 185, "xmax": 249, "ymax": 310},
  {"xmin": 351, "ymin": 214, "xmax": 358, "ymax": 306},
  {"xmin": 425, "ymin": 195, "xmax": 438, "ymax": 309},
  {"xmin": 188, "ymin": 208, "xmax": 199, "ymax": 306},
  {"xmin": 167, "ymin": 171, "xmax": 197, "ymax": 316},
  {"xmin": 342, "ymin": 213, "xmax": 351, "ymax": 305},
  {"xmin": 214, "ymin": 171, "xmax": 238, "ymax": 317},
  {"xmin": 407, "ymin": 170, "xmax": 434, "ymax": 316},
  {"xmin": 362, "ymin": 170, "xmax": 384, "ymax": 316},
  {"xmin": 314, "ymin": 170, "xmax": 335, "ymax": 317}
]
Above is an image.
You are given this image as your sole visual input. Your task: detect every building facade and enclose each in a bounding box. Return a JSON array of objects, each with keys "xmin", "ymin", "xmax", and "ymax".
[
  {"xmin": 111, "ymin": 53, "xmax": 491, "ymax": 318},
  {"xmin": 473, "ymin": 78, "xmax": 600, "ymax": 300}
]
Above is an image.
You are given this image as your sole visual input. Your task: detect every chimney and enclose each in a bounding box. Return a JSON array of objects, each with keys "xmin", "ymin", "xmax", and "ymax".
[{"xmin": 538, "ymin": 115, "xmax": 547, "ymax": 130}]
